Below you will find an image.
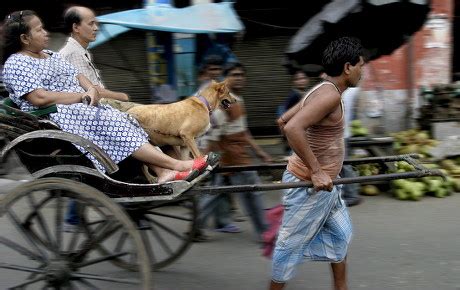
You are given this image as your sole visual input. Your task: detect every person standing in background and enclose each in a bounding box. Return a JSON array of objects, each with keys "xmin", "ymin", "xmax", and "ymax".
[
  {"xmin": 340, "ymin": 87, "xmax": 363, "ymax": 207},
  {"xmin": 278, "ymin": 70, "xmax": 310, "ymax": 155},
  {"xmin": 201, "ymin": 62, "xmax": 272, "ymax": 239}
]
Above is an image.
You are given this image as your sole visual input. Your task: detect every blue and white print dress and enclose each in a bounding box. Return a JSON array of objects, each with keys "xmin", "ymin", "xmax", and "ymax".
[{"xmin": 3, "ymin": 51, "xmax": 148, "ymax": 172}]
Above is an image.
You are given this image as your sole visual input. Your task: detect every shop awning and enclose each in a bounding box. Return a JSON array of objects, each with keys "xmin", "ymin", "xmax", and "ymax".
[{"xmin": 90, "ymin": 2, "xmax": 244, "ymax": 48}]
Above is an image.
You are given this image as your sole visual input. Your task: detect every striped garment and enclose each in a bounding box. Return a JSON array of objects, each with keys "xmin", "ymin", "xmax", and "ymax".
[{"xmin": 271, "ymin": 170, "xmax": 353, "ymax": 282}]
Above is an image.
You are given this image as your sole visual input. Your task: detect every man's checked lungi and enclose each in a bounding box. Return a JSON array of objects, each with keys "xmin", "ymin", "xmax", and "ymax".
[{"xmin": 271, "ymin": 170, "xmax": 353, "ymax": 283}]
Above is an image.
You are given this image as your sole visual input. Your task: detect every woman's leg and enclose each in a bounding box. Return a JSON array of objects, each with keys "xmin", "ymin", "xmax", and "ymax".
[
  {"xmin": 132, "ymin": 143, "xmax": 194, "ymax": 171},
  {"xmin": 132, "ymin": 143, "xmax": 219, "ymax": 182},
  {"xmin": 132, "ymin": 144, "xmax": 195, "ymax": 181}
]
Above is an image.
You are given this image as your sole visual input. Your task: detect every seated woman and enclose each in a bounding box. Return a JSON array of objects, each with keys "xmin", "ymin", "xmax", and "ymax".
[{"xmin": 2, "ymin": 10, "xmax": 215, "ymax": 183}]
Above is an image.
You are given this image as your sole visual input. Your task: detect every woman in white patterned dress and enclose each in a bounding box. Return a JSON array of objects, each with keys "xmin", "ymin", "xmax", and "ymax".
[{"xmin": 2, "ymin": 10, "xmax": 214, "ymax": 182}]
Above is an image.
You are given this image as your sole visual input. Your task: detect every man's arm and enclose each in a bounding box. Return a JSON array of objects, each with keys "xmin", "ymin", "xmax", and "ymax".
[
  {"xmin": 76, "ymin": 74, "xmax": 128, "ymax": 102},
  {"xmin": 95, "ymin": 86, "xmax": 129, "ymax": 101},
  {"xmin": 277, "ymin": 100, "xmax": 303, "ymax": 135},
  {"xmin": 283, "ymin": 86, "xmax": 341, "ymax": 191},
  {"xmin": 245, "ymin": 130, "xmax": 272, "ymax": 163}
]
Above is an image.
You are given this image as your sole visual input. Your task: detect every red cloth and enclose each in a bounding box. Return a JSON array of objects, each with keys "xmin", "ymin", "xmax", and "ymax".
[{"xmin": 262, "ymin": 204, "xmax": 284, "ymax": 258}]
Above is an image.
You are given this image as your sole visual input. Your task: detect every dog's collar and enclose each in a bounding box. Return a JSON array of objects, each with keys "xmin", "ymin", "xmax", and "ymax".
[{"xmin": 197, "ymin": 95, "xmax": 212, "ymax": 115}]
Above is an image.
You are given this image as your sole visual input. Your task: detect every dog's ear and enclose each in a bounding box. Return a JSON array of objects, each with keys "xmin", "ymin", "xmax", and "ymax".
[{"xmin": 216, "ymin": 82, "xmax": 228, "ymax": 94}]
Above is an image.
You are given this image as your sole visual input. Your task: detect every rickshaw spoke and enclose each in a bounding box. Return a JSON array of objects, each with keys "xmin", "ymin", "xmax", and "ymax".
[
  {"xmin": 24, "ymin": 227, "xmax": 58, "ymax": 254},
  {"xmin": 54, "ymin": 192, "xmax": 64, "ymax": 252},
  {"xmin": 114, "ymin": 232, "xmax": 128, "ymax": 253},
  {"xmin": 149, "ymin": 222, "xmax": 173, "ymax": 256},
  {"xmin": 7, "ymin": 276, "xmax": 45, "ymax": 289},
  {"xmin": 72, "ymin": 272, "xmax": 139, "ymax": 284},
  {"xmin": 0, "ymin": 262, "xmax": 44, "ymax": 274},
  {"xmin": 7, "ymin": 209, "xmax": 49, "ymax": 261},
  {"xmin": 66, "ymin": 230, "xmax": 81, "ymax": 253},
  {"xmin": 86, "ymin": 219, "xmax": 105, "ymax": 227},
  {"xmin": 74, "ymin": 278, "xmax": 100, "ymax": 289},
  {"xmin": 0, "ymin": 236, "xmax": 45, "ymax": 262},
  {"xmin": 74, "ymin": 220, "xmax": 121, "ymax": 260},
  {"xmin": 140, "ymin": 230, "xmax": 157, "ymax": 265},
  {"xmin": 75, "ymin": 279, "xmax": 101, "ymax": 290},
  {"xmin": 74, "ymin": 252, "xmax": 129, "ymax": 268},
  {"xmin": 26, "ymin": 194, "xmax": 56, "ymax": 249},
  {"xmin": 145, "ymin": 210, "xmax": 193, "ymax": 222},
  {"xmin": 145, "ymin": 216, "xmax": 185, "ymax": 241},
  {"xmin": 26, "ymin": 263, "xmax": 46, "ymax": 281}
]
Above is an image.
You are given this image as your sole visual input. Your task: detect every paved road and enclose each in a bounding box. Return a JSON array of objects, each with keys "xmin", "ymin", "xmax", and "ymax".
[
  {"xmin": 151, "ymin": 191, "xmax": 460, "ymax": 290},
  {"xmin": 2, "ymin": 185, "xmax": 459, "ymax": 290},
  {"xmin": 1, "ymin": 144, "xmax": 460, "ymax": 289}
]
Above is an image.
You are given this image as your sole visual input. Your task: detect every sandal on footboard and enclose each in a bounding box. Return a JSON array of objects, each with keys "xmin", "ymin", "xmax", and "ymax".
[
  {"xmin": 174, "ymin": 169, "xmax": 200, "ymax": 182},
  {"xmin": 192, "ymin": 152, "xmax": 220, "ymax": 173}
]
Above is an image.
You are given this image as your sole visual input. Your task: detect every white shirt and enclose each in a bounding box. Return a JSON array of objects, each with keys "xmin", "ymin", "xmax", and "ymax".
[
  {"xmin": 342, "ymin": 87, "xmax": 360, "ymax": 138},
  {"xmin": 59, "ymin": 37, "xmax": 104, "ymax": 88}
]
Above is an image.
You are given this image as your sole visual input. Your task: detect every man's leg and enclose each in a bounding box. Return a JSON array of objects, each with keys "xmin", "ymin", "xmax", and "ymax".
[
  {"xmin": 271, "ymin": 171, "xmax": 339, "ymax": 287},
  {"xmin": 307, "ymin": 189, "xmax": 352, "ymax": 290},
  {"xmin": 65, "ymin": 200, "xmax": 79, "ymax": 225},
  {"xmin": 230, "ymin": 171, "xmax": 268, "ymax": 236},
  {"xmin": 269, "ymin": 280, "xmax": 286, "ymax": 290},
  {"xmin": 330, "ymin": 258, "xmax": 347, "ymax": 290},
  {"xmin": 340, "ymin": 165, "xmax": 362, "ymax": 207},
  {"xmin": 212, "ymin": 175, "xmax": 240, "ymax": 231}
]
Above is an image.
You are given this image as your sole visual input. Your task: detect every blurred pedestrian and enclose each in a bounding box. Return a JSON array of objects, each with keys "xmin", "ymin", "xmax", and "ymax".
[
  {"xmin": 283, "ymin": 69, "xmax": 310, "ymax": 113},
  {"xmin": 195, "ymin": 54, "xmax": 224, "ymax": 93},
  {"xmin": 270, "ymin": 37, "xmax": 365, "ymax": 290},
  {"xmin": 278, "ymin": 69, "xmax": 310, "ymax": 155},
  {"xmin": 341, "ymin": 87, "xmax": 363, "ymax": 207},
  {"xmin": 200, "ymin": 62, "xmax": 272, "ymax": 240}
]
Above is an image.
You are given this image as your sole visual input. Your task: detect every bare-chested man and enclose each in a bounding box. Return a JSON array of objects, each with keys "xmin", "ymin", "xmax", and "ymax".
[{"xmin": 269, "ymin": 37, "xmax": 365, "ymax": 290}]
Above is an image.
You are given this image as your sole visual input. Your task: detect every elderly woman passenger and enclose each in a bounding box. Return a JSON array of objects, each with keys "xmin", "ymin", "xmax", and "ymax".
[{"xmin": 1, "ymin": 10, "xmax": 216, "ymax": 183}]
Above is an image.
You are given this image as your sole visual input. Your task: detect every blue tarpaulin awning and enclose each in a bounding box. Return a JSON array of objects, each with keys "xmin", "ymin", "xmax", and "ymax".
[{"xmin": 90, "ymin": 2, "xmax": 244, "ymax": 48}]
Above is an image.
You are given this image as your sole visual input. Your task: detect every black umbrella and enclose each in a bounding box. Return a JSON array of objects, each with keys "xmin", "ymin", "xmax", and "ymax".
[{"xmin": 285, "ymin": 0, "xmax": 431, "ymax": 73}]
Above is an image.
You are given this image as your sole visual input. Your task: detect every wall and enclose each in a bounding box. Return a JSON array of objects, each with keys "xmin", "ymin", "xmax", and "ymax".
[{"xmin": 357, "ymin": 0, "xmax": 453, "ymax": 134}]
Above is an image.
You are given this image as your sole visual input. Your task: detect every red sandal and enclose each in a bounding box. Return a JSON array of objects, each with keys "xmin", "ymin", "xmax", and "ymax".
[
  {"xmin": 174, "ymin": 169, "xmax": 200, "ymax": 182},
  {"xmin": 192, "ymin": 152, "xmax": 220, "ymax": 172}
]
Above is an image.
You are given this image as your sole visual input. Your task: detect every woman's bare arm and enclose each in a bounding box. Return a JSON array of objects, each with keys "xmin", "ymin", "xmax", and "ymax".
[{"xmin": 25, "ymin": 89, "xmax": 85, "ymax": 107}]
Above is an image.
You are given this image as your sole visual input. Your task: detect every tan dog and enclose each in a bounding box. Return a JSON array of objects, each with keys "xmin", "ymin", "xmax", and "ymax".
[{"xmin": 127, "ymin": 80, "xmax": 236, "ymax": 159}]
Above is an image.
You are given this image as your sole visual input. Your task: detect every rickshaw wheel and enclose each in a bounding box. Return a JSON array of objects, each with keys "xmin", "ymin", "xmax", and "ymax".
[
  {"xmin": 0, "ymin": 177, "xmax": 153, "ymax": 289},
  {"xmin": 97, "ymin": 195, "xmax": 199, "ymax": 271}
]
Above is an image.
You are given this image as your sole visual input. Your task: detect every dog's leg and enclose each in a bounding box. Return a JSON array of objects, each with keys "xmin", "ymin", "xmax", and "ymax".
[
  {"xmin": 172, "ymin": 146, "xmax": 183, "ymax": 159},
  {"xmin": 181, "ymin": 135, "xmax": 203, "ymax": 158},
  {"xmin": 142, "ymin": 165, "xmax": 158, "ymax": 184},
  {"xmin": 179, "ymin": 147, "xmax": 193, "ymax": 160}
]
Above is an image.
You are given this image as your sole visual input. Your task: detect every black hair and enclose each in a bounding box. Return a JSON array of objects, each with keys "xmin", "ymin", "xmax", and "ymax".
[
  {"xmin": 223, "ymin": 62, "xmax": 245, "ymax": 77},
  {"xmin": 291, "ymin": 69, "xmax": 308, "ymax": 79},
  {"xmin": 322, "ymin": 37, "xmax": 363, "ymax": 77},
  {"xmin": 203, "ymin": 54, "xmax": 224, "ymax": 68},
  {"xmin": 63, "ymin": 7, "xmax": 82, "ymax": 34},
  {"xmin": 2, "ymin": 10, "xmax": 37, "ymax": 63}
]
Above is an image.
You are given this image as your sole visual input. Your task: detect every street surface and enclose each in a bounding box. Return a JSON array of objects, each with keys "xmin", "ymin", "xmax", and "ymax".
[
  {"xmin": 1, "ymin": 145, "xmax": 460, "ymax": 290},
  {"xmin": 1, "ymin": 178, "xmax": 460, "ymax": 290}
]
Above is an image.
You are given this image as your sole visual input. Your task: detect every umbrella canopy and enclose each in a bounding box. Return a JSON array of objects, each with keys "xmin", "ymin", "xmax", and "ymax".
[{"xmin": 285, "ymin": 0, "xmax": 430, "ymax": 72}]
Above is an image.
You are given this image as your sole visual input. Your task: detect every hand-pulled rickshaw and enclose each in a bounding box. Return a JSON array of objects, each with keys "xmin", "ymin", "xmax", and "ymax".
[
  {"xmin": 0, "ymin": 99, "xmax": 443, "ymax": 289},
  {"xmin": 0, "ymin": 2, "xmax": 437, "ymax": 288}
]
